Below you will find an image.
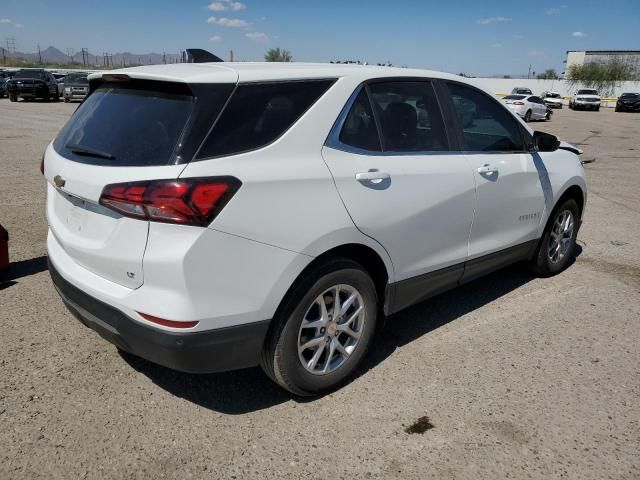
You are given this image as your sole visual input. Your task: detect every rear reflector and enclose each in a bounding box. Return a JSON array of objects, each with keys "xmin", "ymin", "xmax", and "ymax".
[
  {"xmin": 138, "ymin": 312, "xmax": 199, "ymax": 329},
  {"xmin": 99, "ymin": 176, "xmax": 241, "ymax": 226}
]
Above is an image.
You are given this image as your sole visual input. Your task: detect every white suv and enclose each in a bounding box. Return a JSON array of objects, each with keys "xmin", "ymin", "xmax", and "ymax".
[
  {"xmin": 45, "ymin": 63, "xmax": 586, "ymax": 395},
  {"xmin": 569, "ymin": 89, "xmax": 601, "ymax": 111}
]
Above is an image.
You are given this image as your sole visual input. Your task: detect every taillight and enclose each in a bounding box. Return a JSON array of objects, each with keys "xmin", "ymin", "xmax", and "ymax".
[
  {"xmin": 513, "ymin": 101, "xmax": 525, "ymax": 105},
  {"xmin": 99, "ymin": 177, "xmax": 241, "ymax": 226}
]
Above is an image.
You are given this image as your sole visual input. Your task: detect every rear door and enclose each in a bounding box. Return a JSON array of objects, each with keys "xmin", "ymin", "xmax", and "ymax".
[
  {"xmin": 322, "ymin": 79, "xmax": 476, "ymax": 309},
  {"xmin": 442, "ymin": 81, "xmax": 545, "ymax": 265},
  {"xmin": 529, "ymin": 96, "xmax": 546, "ymax": 119},
  {"xmin": 45, "ymin": 76, "xmax": 234, "ymax": 288}
]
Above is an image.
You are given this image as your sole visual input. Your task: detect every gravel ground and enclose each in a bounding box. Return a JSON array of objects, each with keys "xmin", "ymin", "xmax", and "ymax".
[{"xmin": 0, "ymin": 99, "xmax": 639, "ymax": 480}]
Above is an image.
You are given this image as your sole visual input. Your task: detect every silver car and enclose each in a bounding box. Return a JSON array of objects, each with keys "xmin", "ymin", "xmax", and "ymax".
[{"xmin": 63, "ymin": 72, "xmax": 89, "ymax": 102}]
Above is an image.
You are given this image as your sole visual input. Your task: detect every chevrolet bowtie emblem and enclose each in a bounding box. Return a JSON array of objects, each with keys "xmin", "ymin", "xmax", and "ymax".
[{"xmin": 53, "ymin": 175, "xmax": 66, "ymax": 188}]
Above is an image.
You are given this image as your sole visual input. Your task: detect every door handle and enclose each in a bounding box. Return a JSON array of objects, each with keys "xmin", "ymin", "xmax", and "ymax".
[
  {"xmin": 355, "ymin": 170, "xmax": 391, "ymax": 183},
  {"xmin": 477, "ymin": 164, "xmax": 498, "ymax": 174}
]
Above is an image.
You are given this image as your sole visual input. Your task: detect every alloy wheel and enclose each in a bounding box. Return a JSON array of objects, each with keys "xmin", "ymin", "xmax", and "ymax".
[
  {"xmin": 297, "ymin": 284, "xmax": 365, "ymax": 375},
  {"xmin": 548, "ymin": 210, "xmax": 574, "ymax": 264}
]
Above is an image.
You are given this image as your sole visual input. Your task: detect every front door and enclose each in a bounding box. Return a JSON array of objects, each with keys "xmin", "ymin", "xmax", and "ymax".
[{"xmin": 443, "ymin": 82, "xmax": 546, "ymax": 262}]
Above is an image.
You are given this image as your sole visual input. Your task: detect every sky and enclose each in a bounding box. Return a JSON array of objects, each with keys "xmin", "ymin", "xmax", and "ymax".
[{"xmin": 1, "ymin": 0, "xmax": 639, "ymax": 76}]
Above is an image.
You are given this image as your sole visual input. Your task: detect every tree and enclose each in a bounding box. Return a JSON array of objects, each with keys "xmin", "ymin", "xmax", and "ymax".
[
  {"xmin": 536, "ymin": 68, "xmax": 559, "ymax": 80},
  {"xmin": 566, "ymin": 59, "xmax": 637, "ymax": 96},
  {"xmin": 264, "ymin": 47, "xmax": 292, "ymax": 62}
]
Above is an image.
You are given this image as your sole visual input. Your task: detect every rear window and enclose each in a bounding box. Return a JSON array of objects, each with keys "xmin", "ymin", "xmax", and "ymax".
[
  {"xmin": 14, "ymin": 70, "xmax": 45, "ymax": 79},
  {"xmin": 54, "ymin": 83, "xmax": 197, "ymax": 166},
  {"xmin": 577, "ymin": 89, "xmax": 598, "ymax": 95},
  {"xmin": 197, "ymin": 80, "xmax": 335, "ymax": 159},
  {"xmin": 65, "ymin": 73, "xmax": 88, "ymax": 85},
  {"xmin": 504, "ymin": 95, "xmax": 526, "ymax": 100}
]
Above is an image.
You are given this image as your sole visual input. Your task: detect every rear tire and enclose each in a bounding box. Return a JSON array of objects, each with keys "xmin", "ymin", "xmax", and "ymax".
[
  {"xmin": 530, "ymin": 198, "xmax": 580, "ymax": 277},
  {"xmin": 9, "ymin": 95, "xmax": 17, "ymax": 102},
  {"xmin": 524, "ymin": 110, "xmax": 532, "ymax": 122},
  {"xmin": 260, "ymin": 258, "xmax": 379, "ymax": 396}
]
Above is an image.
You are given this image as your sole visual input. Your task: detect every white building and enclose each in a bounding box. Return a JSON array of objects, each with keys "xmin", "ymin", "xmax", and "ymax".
[{"xmin": 565, "ymin": 50, "xmax": 640, "ymax": 75}]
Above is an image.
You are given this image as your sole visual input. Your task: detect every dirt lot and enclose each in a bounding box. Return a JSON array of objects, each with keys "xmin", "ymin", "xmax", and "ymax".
[{"xmin": 1, "ymin": 99, "xmax": 639, "ymax": 480}]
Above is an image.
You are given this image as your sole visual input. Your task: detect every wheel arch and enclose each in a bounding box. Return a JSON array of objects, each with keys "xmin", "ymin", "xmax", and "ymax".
[{"xmin": 268, "ymin": 241, "xmax": 394, "ymax": 334}]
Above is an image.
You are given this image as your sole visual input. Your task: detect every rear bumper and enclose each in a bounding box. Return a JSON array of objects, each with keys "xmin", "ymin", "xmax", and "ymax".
[{"xmin": 49, "ymin": 259, "xmax": 270, "ymax": 374}]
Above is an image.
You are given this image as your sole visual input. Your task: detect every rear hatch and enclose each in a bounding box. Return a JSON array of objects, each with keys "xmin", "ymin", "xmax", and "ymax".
[{"xmin": 45, "ymin": 73, "xmax": 235, "ymax": 288}]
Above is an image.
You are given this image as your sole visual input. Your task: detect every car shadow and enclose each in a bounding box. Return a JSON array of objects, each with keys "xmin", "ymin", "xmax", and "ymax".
[
  {"xmin": 121, "ymin": 246, "xmax": 582, "ymax": 414},
  {"xmin": 0, "ymin": 255, "xmax": 49, "ymax": 289}
]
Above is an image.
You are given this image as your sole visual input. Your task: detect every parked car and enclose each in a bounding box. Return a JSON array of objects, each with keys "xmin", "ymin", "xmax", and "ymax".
[
  {"xmin": 63, "ymin": 72, "xmax": 89, "ymax": 102},
  {"xmin": 44, "ymin": 64, "xmax": 586, "ymax": 395},
  {"xmin": 6, "ymin": 69, "xmax": 60, "ymax": 102},
  {"xmin": 0, "ymin": 77, "xmax": 8, "ymax": 98},
  {"xmin": 511, "ymin": 87, "xmax": 533, "ymax": 95},
  {"xmin": 569, "ymin": 89, "xmax": 601, "ymax": 111},
  {"xmin": 541, "ymin": 91, "xmax": 563, "ymax": 109},
  {"xmin": 502, "ymin": 94, "xmax": 551, "ymax": 121},
  {"xmin": 0, "ymin": 71, "xmax": 14, "ymax": 98},
  {"xmin": 615, "ymin": 92, "xmax": 640, "ymax": 112},
  {"xmin": 53, "ymin": 73, "xmax": 66, "ymax": 98}
]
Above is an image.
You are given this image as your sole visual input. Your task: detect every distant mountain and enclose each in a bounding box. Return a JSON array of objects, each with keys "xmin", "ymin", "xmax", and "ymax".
[{"xmin": 10, "ymin": 46, "xmax": 184, "ymax": 67}]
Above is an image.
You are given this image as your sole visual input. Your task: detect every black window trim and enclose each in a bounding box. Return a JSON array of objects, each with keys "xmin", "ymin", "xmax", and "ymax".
[
  {"xmin": 440, "ymin": 79, "xmax": 532, "ymax": 155},
  {"xmin": 325, "ymin": 77, "xmax": 454, "ymax": 156},
  {"xmin": 194, "ymin": 77, "xmax": 338, "ymax": 161}
]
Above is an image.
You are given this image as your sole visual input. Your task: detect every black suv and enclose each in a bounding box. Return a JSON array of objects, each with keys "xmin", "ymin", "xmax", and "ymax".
[
  {"xmin": 615, "ymin": 93, "xmax": 640, "ymax": 112},
  {"xmin": 7, "ymin": 69, "xmax": 60, "ymax": 102}
]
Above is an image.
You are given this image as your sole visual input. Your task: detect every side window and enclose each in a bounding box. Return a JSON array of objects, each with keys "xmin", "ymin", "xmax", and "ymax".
[
  {"xmin": 447, "ymin": 82, "xmax": 524, "ymax": 152},
  {"xmin": 530, "ymin": 96, "xmax": 541, "ymax": 104},
  {"xmin": 368, "ymin": 81, "xmax": 448, "ymax": 152},
  {"xmin": 198, "ymin": 80, "xmax": 335, "ymax": 159},
  {"xmin": 339, "ymin": 88, "xmax": 381, "ymax": 151}
]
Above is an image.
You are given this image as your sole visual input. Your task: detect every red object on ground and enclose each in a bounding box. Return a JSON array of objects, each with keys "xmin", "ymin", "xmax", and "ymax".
[{"xmin": 0, "ymin": 223, "xmax": 8, "ymax": 273}]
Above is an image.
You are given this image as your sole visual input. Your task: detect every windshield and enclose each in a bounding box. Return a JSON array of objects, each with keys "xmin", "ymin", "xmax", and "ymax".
[
  {"xmin": 14, "ymin": 70, "xmax": 45, "ymax": 80},
  {"xmin": 65, "ymin": 73, "xmax": 89, "ymax": 85},
  {"xmin": 54, "ymin": 84, "xmax": 196, "ymax": 166},
  {"xmin": 504, "ymin": 95, "xmax": 525, "ymax": 100},
  {"xmin": 577, "ymin": 89, "xmax": 598, "ymax": 95}
]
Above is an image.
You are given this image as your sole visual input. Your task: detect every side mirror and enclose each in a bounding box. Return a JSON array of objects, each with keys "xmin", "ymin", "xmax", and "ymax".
[{"xmin": 533, "ymin": 131, "xmax": 560, "ymax": 152}]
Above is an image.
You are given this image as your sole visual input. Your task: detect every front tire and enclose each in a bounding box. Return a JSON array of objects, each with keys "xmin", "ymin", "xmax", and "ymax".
[
  {"xmin": 530, "ymin": 198, "xmax": 580, "ymax": 277},
  {"xmin": 9, "ymin": 95, "xmax": 17, "ymax": 102},
  {"xmin": 261, "ymin": 258, "xmax": 379, "ymax": 396}
]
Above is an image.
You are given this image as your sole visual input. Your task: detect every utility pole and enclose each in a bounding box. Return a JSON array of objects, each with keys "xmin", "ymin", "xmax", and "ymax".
[
  {"xmin": 81, "ymin": 48, "xmax": 89, "ymax": 66},
  {"xmin": 229, "ymin": 49, "xmax": 234, "ymax": 62},
  {"xmin": 527, "ymin": 64, "xmax": 532, "ymax": 79},
  {"xmin": 66, "ymin": 48, "xmax": 74, "ymax": 64},
  {"xmin": 163, "ymin": 51, "xmax": 166, "ymax": 64},
  {"xmin": 1, "ymin": 47, "xmax": 5, "ymax": 65},
  {"xmin": 5, "ymin": 37, "xmax": 16, "ymax": 55},
  {"xmin": 37, "ymin": 44, "xmax": 42, "ymax": 64}
]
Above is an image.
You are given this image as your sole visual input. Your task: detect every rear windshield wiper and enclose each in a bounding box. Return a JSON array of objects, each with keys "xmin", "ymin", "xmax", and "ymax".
[{"xmin": 66, "ymin": 143, "xmax": 115, "ymax": 160}]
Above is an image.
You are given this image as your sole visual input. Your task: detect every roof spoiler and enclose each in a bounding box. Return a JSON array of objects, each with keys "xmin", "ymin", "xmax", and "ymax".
[{"xmin": 186, "ymin": 49, "xmax": 224, "ymax": 63}]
